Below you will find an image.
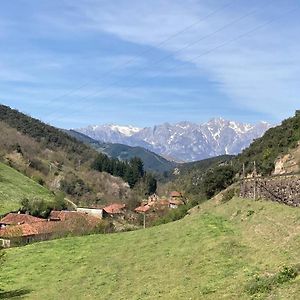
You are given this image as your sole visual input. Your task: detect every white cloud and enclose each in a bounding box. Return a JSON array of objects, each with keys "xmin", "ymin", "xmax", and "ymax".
[{"xmin": 60, "ymin": 0, "xmax": 300, "ymax": 120}]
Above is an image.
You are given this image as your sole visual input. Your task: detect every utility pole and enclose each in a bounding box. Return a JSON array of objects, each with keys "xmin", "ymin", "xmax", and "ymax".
[
  {"xmin": 242, "ymin": 163, "xmax": 245, "ymax": 197},
  {"xmin": 253, "ymin": 161, "xmax": 257, "ymax": 200}
]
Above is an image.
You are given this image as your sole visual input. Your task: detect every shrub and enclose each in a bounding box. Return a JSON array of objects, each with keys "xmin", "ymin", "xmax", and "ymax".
[
  {"xmin": 245, "ymin": 265, "xmax": 299, "ymax": 295},
  {"xmin": 221, "ymin": 189, "xmax": 235, "ymax": 203},
  {"xmin": 31, "ymin": 175, "xmax": 45, "ymax": 186}
]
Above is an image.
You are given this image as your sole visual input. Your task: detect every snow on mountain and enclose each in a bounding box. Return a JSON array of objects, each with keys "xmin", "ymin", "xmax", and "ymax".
[
  {"xmin": 76, "ymin": 119, "xmax": 272, "ymax": 162},
  {"xmin": 109, "ymin": 125, "xmax": 141, "ymax": 137}
]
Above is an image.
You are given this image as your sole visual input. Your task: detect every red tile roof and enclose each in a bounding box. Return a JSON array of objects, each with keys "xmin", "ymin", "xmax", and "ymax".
[
  {"xmin": 0, "ymin": 222, "xmax": 54, "ymax": 238},
  {"xmin": 170, "ymin": 191, "xmax": 182, "ymax": 197},
  {"xmin": 135, "ymin": 205, "xmax": 151, "ymax": 213},
  {"xmin": 0, "ymin": 211, "xmax": 103, "ymax": 238},
  {"xmin": 0, "ymin": 213, "xmax": 46, "ymax": 225},
  {"xmin": 169, "ymin": 199, "xmax": 185, "ymax": 206},
  {"xmin": 103, "ymin": 203, "xmax": 125, "ymax": 214}
]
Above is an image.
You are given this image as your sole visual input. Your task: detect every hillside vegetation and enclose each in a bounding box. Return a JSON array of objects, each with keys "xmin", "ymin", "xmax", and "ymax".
[
  {"xmin": 2, "ymin": 197, "xmax": 299, "ymax": 299},
  {"xmin": 0, "ymin": 105, "xmax": 158, "ymax": 207},
  {"xmin": 161, "ymin": 155, "xmax": 233, "ymax": 200},
  {"xmin": 236, "ymin": 111, "xmax": 300, "ymax": 175},
  {"xmin": 0, "ymin": 162, "xmax": 55, "ymax": 215}
]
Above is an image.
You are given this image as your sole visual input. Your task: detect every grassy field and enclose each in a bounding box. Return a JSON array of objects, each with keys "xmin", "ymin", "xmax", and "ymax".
[
  {"xmin": 0, "ymin": 162, "xmax": 55, "ymax": 215},
  {"xmin": 1, "ymin": 197, "xmax": 300, "ymax": 299}
]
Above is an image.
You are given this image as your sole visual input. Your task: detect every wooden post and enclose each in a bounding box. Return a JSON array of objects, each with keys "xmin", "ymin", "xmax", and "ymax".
[{"xmin": 143, "ymin": 213, "xmax": 146, "ymax": 229}]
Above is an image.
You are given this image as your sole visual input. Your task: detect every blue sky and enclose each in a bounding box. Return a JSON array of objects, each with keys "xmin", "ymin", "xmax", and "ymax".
[{"xmin": 0, "ymin": 0, "xmax": 299, "ymax": 128}]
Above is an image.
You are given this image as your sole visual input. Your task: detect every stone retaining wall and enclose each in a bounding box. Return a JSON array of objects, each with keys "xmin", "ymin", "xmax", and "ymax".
[{"xmin": 240, "ymin": 175, "xmax": 300, "ymax": 207}]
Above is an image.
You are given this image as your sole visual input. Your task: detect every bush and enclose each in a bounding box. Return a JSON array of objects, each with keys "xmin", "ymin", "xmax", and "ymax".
[
  {"xmin": 20, "ymin": 195, "xmax": 67, "ymax": 218},
  {"xmin": 20, "ymin": 198, "xmax": 52, "ymax": 218},
  {"xmin": 245, "ymin": 265, "xmax": 299, "ymax": 295},
  {"xmin": 31, "ymin": 175, "xmax": 45, "ymax": 186},
  {"xmin": 153, "ymin": 199, "xmax": 202, "ymax": 226},
  {"xmin": 221, "ymin": 189, "xmax": 235, "ymax": 203}
]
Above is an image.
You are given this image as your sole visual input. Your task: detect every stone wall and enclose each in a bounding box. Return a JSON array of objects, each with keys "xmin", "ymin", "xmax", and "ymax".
[{"xmin": 240, "ymin": 175, "xmax": 300, "ymax": 207}]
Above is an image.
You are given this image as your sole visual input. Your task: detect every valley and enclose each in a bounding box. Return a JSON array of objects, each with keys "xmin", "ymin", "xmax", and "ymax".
[{"xmin": 1, "ymin": 2, "xmax": 300, "ymax": 299}]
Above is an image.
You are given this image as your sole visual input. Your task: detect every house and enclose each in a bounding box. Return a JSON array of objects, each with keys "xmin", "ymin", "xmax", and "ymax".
[
  {"xmin": 134, "ymin": 204, "xmax": 151, "ymax": 214},
  {"xmin": 0, "ymin": 211, "xmax": 103, "ymax": 247},
  {"xmin": 76, "ymin": 207, "xmax": 103, "ymax": 219},
  {"xmin": 147, "ymin": 194, "xmax": 159, "ymax": 206},
  {"xmin": 0, "ymin": 221, "xmax": 57, "ymax": 247},
  {"xmin": 0, "ymin": 213, "xmax": 46, "ymax": 226},
  {"xmin": 170, "ymin": 191, "xmax": 182, "ymax": 199},
  {"xmin": 169, "ymin": 191, "xmax": 185, "ymax": 209},
  {"xmin": 103, "ymin": 203, "xmax": 126, "ymax": 218},
  {"xmin": 169, "ymin": 199, "xmax": 185, "ymax": 209}
]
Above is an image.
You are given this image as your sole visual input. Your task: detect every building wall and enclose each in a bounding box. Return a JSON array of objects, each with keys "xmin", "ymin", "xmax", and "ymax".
[{"xmin": 76, "ymin": 208, "xmax": 103, "ymax": 219}]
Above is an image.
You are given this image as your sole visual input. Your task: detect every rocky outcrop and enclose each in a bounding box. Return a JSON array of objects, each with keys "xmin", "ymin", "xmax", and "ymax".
[{"xmin": 273, "ymin": 143, "xmax": 300, "ymax": 175}]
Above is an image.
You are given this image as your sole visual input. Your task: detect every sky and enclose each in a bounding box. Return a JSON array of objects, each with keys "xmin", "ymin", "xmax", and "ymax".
[{"xmin": 0, "ymin": 0, "xmax": 299, "ymax": 128}]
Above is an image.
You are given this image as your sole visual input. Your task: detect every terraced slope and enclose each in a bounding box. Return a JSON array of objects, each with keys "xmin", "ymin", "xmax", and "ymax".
[
  {"xmin": 1, "ymin": 197, "xmax": 300, "ymax": 299},
  {"xmin": 0, "ymin": 162, "xmax": 55, "ymax": 215}
]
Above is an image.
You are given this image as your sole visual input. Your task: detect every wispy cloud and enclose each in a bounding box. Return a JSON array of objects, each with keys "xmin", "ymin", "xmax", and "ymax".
[
  {"xmin": 61, "ymin": 0, "xmax": 300, "ymax": 119},
  {"xmin": 0, "ymin": 0, "xmax": 299, "ymax": 127}
]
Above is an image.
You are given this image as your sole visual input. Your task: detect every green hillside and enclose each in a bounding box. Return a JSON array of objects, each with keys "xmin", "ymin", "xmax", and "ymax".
[
  {"xmin": 2, "ymin": 197, "xmax": 299, "ymax": 299},
  {"xmin": 0, "ymin": 162, "xmax": 55, "ymax": 215}
]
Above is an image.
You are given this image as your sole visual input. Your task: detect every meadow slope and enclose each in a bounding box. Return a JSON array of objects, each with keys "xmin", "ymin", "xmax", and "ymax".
[
  {"xmin": 0, "ymin": 162, "xmax": 55, "ymax": 215},
  {"xmin": 1, "ymin": 197, "xmax": 300, "ymax": 299}
]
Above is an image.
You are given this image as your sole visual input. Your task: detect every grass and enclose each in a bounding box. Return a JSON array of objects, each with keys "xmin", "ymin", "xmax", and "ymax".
[
  {"xmin": 1, "ymin": 197, "xmax": 300, "ymax": 299},
  {"xmin": 0, "ymin": 162, "xmax": 55, "ymax": 215}
]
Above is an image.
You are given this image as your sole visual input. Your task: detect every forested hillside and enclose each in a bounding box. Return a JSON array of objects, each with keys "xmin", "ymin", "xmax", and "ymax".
[
  {"xmin": 161, "ymin": 155, "xmax": 234, "ymax": 200},
  {"xmin": 236, "ymin": 111, "xmax": 300, "ymax": 175},
  {"xmin": 0, "ymin": 105, "xmax": 156, "ymax": 208}
]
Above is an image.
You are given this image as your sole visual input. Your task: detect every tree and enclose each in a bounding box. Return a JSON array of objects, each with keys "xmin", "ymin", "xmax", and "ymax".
[
  {"xmin": 144, "ymin": 173, "xmax": 157, "ymax": 195},
  {"xmin": 203, "ymin": 165, "xmax": 235, "ymax": 198}
]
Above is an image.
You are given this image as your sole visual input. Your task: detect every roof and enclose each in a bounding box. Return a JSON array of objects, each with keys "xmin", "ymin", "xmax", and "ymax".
[
  {"xmin": 49, "ymin": 210, "xmax": 101, "ymax": 223},
  {"xmin": 103, "ymin": 203, "xmax": 125, "ymax": 214},
  {"xmin": 158, "ymin": 200, "xmax": 170, "ymax": 206},
  {"xmin": 0, "ymin": 211, "xmax": 102, "ymax": 238},
  {"xmin": 0, "ymin": 222, "xmax": 56, "ymax": 238},
  {"xmin": 0, "ymin": 213, "xmax": 46, "ymax": 225},
  {"xmin": 135, "ymin": 205, "xmax": 151, "ymax": 213},
  {"xmin": 169, "ymin": 199, "xmax": 185, "ymax": 206},
  {"xmin": 170, "ymin": 191, "xmax": 182, "ymax": 197}
]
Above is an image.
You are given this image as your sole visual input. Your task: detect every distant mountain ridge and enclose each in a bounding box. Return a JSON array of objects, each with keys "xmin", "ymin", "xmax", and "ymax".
[
  {"xmin": 66, "ymin": 130, "xmax": 176, "ymax": 174},
  {"xmin": 76, "ymin": 118, "xmax": 271, "ymax": 162}
]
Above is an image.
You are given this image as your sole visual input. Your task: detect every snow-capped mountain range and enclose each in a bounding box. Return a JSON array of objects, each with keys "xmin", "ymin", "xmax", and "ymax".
[{"xmin": 76, "ymin": 118, "xmax": 272, "ymax": 162}]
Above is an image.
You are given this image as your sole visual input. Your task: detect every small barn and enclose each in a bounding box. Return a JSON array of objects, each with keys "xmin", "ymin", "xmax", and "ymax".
[
  {"xmin": 76, "ymin": 207, "xmax": 103, "ymax": 219},
  {"xmin": 103, "ymin": 203, "xmax": 126, "ymax": 219},
  {"xmin": 169, "ymin": 199, "xmax": 185, "ymax": 209}
]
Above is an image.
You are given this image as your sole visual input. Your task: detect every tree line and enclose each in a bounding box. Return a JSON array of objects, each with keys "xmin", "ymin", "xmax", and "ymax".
[{"xmin": 91, "ymin": 153, "xmax": 157, "ymax": 194}]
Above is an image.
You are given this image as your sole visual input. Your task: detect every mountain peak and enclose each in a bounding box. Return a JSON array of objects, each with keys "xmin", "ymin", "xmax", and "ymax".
[
  {"xmin": 76, "ymin": 119, "xmax": 272, "ymax": 162},
  {"xmin": 107, "ymin": 124, "xmax": 142, "ymax": 137}
]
